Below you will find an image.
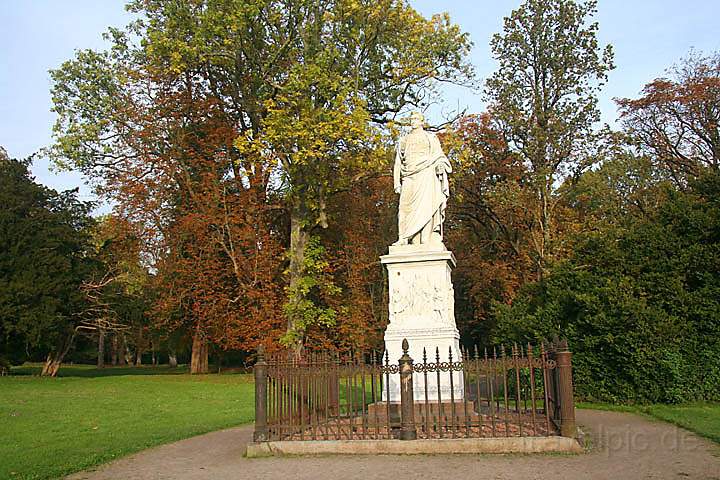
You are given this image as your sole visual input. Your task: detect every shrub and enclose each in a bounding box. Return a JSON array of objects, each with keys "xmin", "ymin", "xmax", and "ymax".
[{"xmin": 492, "ymin": 173, "xmax": 720, "ymax": 403}]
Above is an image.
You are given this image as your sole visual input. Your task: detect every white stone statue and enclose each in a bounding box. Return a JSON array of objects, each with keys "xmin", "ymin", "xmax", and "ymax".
[
  {"xmin": 381, "ymin": 111, "xmax": 461, "ymax": 402},
  {"xmin": 393, "ymin": 111, "xmax": 452, "ymax": 245}
]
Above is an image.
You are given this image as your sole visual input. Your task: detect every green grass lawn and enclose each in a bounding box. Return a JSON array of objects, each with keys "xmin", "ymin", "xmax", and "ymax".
[
  {"xmin": 0, "ymin": 364, "xmax": 254, "ymax": 480},
  {"xmin": 578, "ymin": 402, "xmax": 720, "ymax": 444}
]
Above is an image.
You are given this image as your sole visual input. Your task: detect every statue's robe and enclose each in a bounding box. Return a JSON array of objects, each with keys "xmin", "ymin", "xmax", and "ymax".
[{"xmin": 394, "ymin": 130, "xmax": 451, "ymax": 242}]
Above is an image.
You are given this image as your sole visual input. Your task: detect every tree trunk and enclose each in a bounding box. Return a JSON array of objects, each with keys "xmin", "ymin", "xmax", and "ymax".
[
  {"xmin": 168, "ymin": 352, "xmax": 178, "ymax": 368},
  {"xmin": 111, "ymin": 334, "xmax": 118, "ymax": 366},
  {"xmin": 118, "ymin": 334, "xmax": 127, "ymax": 366},
  {"xmin": 42, "ymin": 354, "xmax": 63, "ymax": 377},
  {"xmin": 541, "ymin": 185, "xmax": 549, "ymax": 277},
  {"xmin": 41, "ymin": 332, "xmax": 75, "ymax": 377},
  {"xmin": 286, "ymin": 211, "xmax": 310, "ymax": 357},
  {"xmin": 534, "ymin": 181, "xmax": 551, "ymax": 281},
  {"xmin": 216, "ymin": 350, "xmax": 223, "ymax": 374},
  {"xmin": 97, "ymin": 328, "xmax": 105, "ymax": 368},
  {"xmin": 190, "ymin": 327, "xmax": 209, "ymax": 374},
  {"xmin": 135, "ymin": 328, "xmax": 143, "ymax": 366}
]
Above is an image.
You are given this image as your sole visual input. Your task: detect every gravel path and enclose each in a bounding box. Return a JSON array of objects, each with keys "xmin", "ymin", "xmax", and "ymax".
[{"xmin": 67, "ymin": 410, "xmax": 720, "ymax": 480}]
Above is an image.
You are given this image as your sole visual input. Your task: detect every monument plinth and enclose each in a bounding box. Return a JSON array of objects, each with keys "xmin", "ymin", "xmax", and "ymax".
[{"xmin": 381, "ymin": 243, "xmax": 464, "ymax": 402}]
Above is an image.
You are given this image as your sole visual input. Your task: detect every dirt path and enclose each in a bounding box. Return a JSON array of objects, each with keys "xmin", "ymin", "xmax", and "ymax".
[{"xmin": 68, "ymin": 410, "xmax": 720, "ymax": 480}]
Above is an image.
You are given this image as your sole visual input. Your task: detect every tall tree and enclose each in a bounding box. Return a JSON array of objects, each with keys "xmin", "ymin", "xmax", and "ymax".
[
  {"xmin": 485, "ymin": 0, "xmax": 614, "ymax": 277},
  {"xmin": 617, "ymin": 51, "xmax": 720, "ymax": 186},
  {"xmin": 227, "ymin": 0, "xmax": 474, "ymax": 352},
  {"xmin": 49, "ymin": 29, "xmax": 285, "ymax": 371},
  {"xmin": 0, "ymin": 152, "xmax": 95, "ymax": 376}
]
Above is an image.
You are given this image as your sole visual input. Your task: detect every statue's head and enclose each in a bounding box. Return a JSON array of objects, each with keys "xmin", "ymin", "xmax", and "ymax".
[{"xmin": 409, "ymin": 111, "xmax": 425, "ymax": 129}]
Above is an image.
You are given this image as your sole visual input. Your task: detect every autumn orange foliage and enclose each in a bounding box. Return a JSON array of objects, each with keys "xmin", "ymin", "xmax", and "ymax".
[
  {"xmin": 617, "ymin": 52, "xmax": 720, "ymax": 184},
  {"xmin": 442, "ymin": 114, "xmax": 536, "ymax": 341}
]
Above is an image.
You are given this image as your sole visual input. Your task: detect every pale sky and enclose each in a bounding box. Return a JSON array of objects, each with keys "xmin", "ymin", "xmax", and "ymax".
[{"xmin": 1, "ymin": 0, "xmax": 719, "ymax": 210}]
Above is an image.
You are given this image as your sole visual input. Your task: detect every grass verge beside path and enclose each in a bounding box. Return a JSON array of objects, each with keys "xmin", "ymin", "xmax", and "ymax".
[
  {"xmin": 578, "ymin": 402, "xmax": 720, "ymax": 444},
  {"xmin": 0, "ymin": 365, "xmax": 254, "ymax": 480}
]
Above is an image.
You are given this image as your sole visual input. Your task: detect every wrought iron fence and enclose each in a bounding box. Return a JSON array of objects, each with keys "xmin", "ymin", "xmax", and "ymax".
[{"xmin": 252, "ymin": 338, "xmax": 576, "ymax": 442}]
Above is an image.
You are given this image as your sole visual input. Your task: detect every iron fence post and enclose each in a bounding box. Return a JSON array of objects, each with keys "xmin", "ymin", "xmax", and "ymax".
[
  {"xmin": 330, "ymin": 353, "xmax": 340, "ymax": 416},
  {"xmin": 399, "ymin": 339, "xmax": 417, "ymax": 440},
  {"xmin": 253, "ymin": 345, "xmax": 268, "ymax": 442},
  {"xmin": 544, "ymin": 340, "xmax": 556, "ymax": 423},
  {"xmin": 555, "ymin": 339, "xmax": 576, "ymax": 438}
]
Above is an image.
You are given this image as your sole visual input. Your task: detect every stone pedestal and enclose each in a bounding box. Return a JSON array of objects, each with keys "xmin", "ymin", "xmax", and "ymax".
[{"xmin": 380, "ymin": 243, "xmax": 464, "ymax": 402}]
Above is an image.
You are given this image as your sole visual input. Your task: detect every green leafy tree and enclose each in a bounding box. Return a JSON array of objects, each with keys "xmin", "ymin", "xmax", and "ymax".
[
  {"xmin": 238, "ymin": 1, "xmax": 474, "ymax": 352},
  {"xmin": 492, "ymin": 172, "xmax": 720, "ymax": 403},
  {"xmin": 0, "ymin": 152, "xmax": 95, "ymax": 376},
  {"xmin": 565, "ymin": 142, "xmax": 674, "ymax": 230},
  {"xmin": 485, "ymin": 0, "xmax": 614, "ymax": 277}
]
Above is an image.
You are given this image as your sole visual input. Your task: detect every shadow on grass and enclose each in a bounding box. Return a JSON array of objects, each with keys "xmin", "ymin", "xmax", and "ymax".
[{"xmin": 11, "ymin": 363, "xmax": 190, "ymax": 377}]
